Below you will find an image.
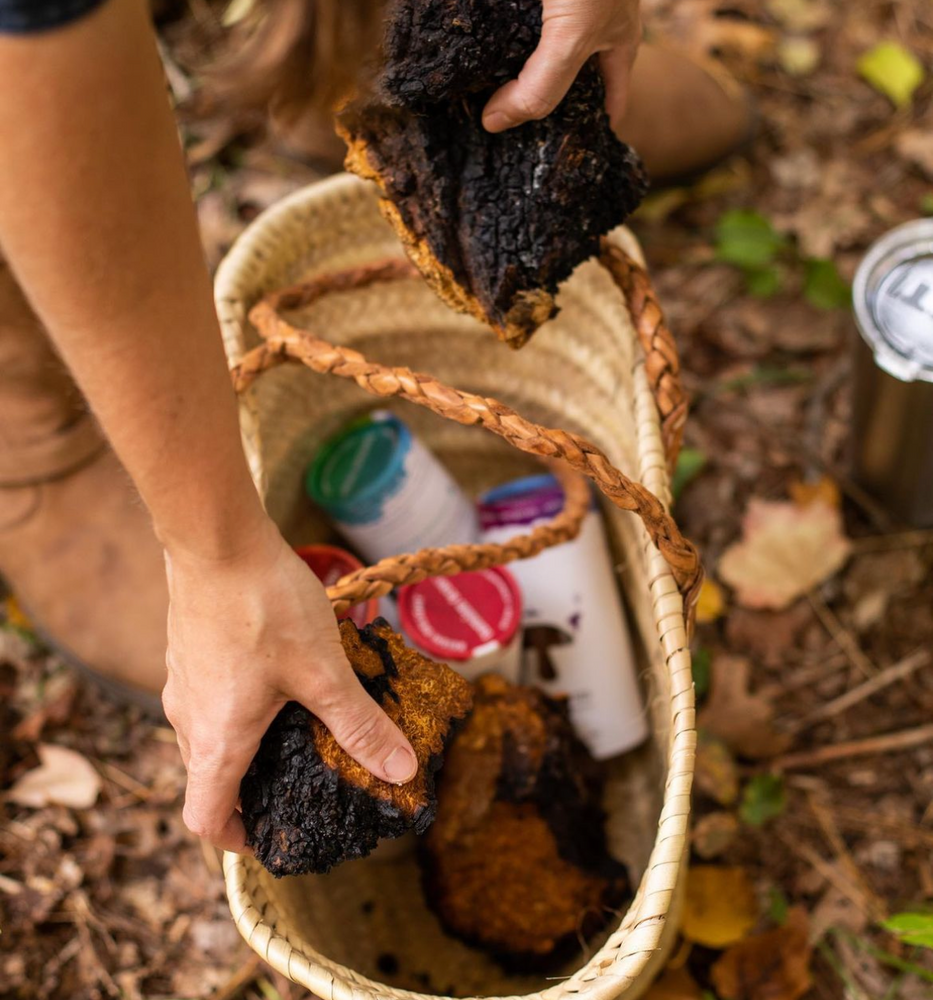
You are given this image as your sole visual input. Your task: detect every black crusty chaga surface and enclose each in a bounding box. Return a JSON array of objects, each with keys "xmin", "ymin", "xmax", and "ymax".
[
  {"xmin": 239, "ymin": 619, "xmax": 473, "ymax": 878},
  {"xmin": 338, "ymin": 0, "xmax": 648, "ymax": 347}
]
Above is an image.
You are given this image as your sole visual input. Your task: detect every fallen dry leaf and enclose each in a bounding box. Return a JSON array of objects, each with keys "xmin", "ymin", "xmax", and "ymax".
[
  {"xmin": 696, "ymin": 578, "xmax": 727, "ymax": 625},
  {"xmin": 6, "ymin": 743, "xmax": 102, "ymax": 809},
  {"xmin": 644, "ymin": 966, "xmax": 703, "ymax": 1000},
  {"xmin": 698, "ymin": 655, "xmax": 792, "ymax": 759},
  {"xmin": 682, "ymin": 865, "xmax": 759, "ymax": 948},
  {"xmin": 695, "ymin": 733, "xmax": 740, "ymax": 805},
  {"xmin": 693, "ymin": 812, "xmax": 741, "ymax": 860},
  {"xmin": 711, "ymin": 906, "xmax": 813, "ymax": 1000},
  {"xmin": 719, "ymin": 499, "xmax": 852, "ymax": 610},
  {"xmin": 896, "ymin": 129, "xmax": 933, "ymax": 180},
  {"xmin": 765, "ymin": 0, "xmax": 831, "ymax": 32},
  {"xmin": 789, "ymin": 476, "xmax": 841, "ymax": 510}
]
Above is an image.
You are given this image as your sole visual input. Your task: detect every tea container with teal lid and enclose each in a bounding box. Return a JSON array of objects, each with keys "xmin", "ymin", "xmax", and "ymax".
[
  {"xmin": 852, "ymin": 220, "xmax": 933, "ymax": 526},
  {"xmin": 306, "ymin": 410, "xmax": 479, "ymax": 562}
]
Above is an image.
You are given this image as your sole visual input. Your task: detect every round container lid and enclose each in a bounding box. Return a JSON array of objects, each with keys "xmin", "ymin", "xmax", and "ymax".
[
  {"xmin": 293, "ymin": 544, "xmax": 377, "ymax": 629},
  {"xmin": 398, "ymin": 568, "xmax": 522, "ymax": 661},
  {"xmin": 306, "ymin": 412, "xmax": 412, "ymax": 521},
  {"xmin": 854, "ymin": 219, "xmax": 933, "ymax": 383}
]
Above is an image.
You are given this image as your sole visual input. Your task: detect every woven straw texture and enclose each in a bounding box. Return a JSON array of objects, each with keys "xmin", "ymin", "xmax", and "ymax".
[{"xmin": 215, "ymin": 173, "xmax": 696, "ymax": 1000}]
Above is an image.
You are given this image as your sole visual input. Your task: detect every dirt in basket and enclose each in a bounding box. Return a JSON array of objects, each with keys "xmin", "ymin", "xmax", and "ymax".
[{"xmin": 3, "ymin": 1, "xmax": 933, "ymax": 998}]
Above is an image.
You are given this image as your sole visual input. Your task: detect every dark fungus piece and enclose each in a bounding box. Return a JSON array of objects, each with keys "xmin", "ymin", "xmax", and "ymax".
[
  {"xmin": 337, "ymin": 0, "xmax": 648, "ymax": 349},
  {"xmin": 240, "ymin": 618, "xmax": 473, "ymax": 877},
  {"xmin": 421, "ymin": 673, "xmax": 631, "ymax": 965}
]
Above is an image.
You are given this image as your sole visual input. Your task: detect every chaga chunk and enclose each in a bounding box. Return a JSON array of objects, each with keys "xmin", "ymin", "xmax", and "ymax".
[
  {"xmin": 240, "ymin": 618, "xmax": 473, "ymax": 877},
  {"xmin": 422, "ymin": 674, "xmax": 630, "ymax": 963},
  {"xmin": 337, "ymin": 0, "xmax": 648, "ymax": 348}
]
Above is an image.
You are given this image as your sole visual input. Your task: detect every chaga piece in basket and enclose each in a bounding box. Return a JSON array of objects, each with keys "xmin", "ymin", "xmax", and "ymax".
[
  {"xmin": 422, "ymin": 674, "xmax": 630, "ymax": 963},
  {"xmin": 337, "ymin": 0, "xmax": 648, "ymax": 349},
  {"xmin": 240, "ymin": 618, "xmax": 473, "ymax": 877}
]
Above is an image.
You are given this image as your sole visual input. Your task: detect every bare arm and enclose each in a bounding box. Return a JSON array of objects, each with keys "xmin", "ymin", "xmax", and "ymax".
[{"xmin": 0, "ymin": 0, "xmax": 416, "ymax": 851}]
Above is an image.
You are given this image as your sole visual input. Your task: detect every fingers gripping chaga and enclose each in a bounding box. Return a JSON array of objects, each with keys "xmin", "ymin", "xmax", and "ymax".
[
  {"xmin": 239, "ymin": 619, "xmax": 473, "ymax": 877},
  {"xmin": 337, "ymin": 0, "xmax": 648, "ymax": 348}
]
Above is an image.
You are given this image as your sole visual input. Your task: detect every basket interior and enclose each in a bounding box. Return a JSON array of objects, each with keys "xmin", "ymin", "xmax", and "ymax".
[{"xmin": 219, "ymin": 178, "xmax": 681, "ymax": 998}]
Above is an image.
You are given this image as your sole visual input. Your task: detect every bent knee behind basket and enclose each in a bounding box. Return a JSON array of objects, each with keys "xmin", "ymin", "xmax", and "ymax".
[{"xmin": 215, "ymin": 173, "xmax": 697, "ymax": 1000}]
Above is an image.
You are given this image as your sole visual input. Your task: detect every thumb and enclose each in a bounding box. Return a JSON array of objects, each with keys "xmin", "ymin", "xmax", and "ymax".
[
  {"xmin": 303, "ymin": 662, "xmax": 419, "ymax": 785},
  {"xmin": 483, "ymin": 17, "xmax": 590, "ymax": 132}
]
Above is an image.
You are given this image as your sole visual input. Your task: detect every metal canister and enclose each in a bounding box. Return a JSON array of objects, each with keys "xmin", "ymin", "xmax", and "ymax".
[{"xmin": 853, "ymin": 220, "xmax": 933, "ymax": 526}]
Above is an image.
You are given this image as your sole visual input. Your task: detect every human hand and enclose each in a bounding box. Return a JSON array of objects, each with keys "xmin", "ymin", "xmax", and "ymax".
[
  {"xmin": 161, "ymin": 519, "xmax": 418, "ymax": 853},
  {"xmin": 482, "ymin": 0, "xmax": 641, "ymax": 133}
]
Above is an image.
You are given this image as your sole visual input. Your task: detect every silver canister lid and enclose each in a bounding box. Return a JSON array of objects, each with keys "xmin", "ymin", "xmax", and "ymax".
[{"xmin": 853, "ymin": 219, "xmax": 933, "ymax": 384}]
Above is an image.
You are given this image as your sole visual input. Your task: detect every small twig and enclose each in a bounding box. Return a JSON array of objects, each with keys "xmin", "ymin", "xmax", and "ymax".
[
  {"xmin": 786, "ymin": 797, "xmax": 933, "ymax": 848},
  {"xmin": 210, "ymin": 955, "xmax": 264, "ymax": 1000},
  {"xmin": 97, "ymin": 760, "xmax": 154, "ymax": 800},
  {"xmin": 0, "ymin": 873, "xmax": 23, "ymax": 894},
  {"xmin": 852, "ymin": 529, "xmax": 933, "ymax": 554},
  {"xmin": 791, "ymin": 648, "xmax": 931, "ymax": 731},
  {"xmin": 806, "ymin": 791, "xmax": 887, "ymax": 922},
  {"xmin": 808, "ymin": 592, "xmax": 878, "ymax": 679},
  {"xmin": 774, "ymin": 723, "xmax": 933, "ymax": 770},
  {"xmin": 817, "ymin": 938, "xmax": 872, "ymax": 1000},
  {"xmin": 200, "ymin": 837, "xmax": 223, "ymax": 876},
  {"xmin": 779, "ymin": 833, "xmax": 876, "ymax": 920}
]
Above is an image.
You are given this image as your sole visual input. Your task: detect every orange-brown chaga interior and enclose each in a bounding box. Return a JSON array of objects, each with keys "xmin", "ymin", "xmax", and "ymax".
[
  {"xmin": 423, "ymin": 674, "xmax": 631, "ymax": 962},
  {"xmin": 337, "ymin": 0, "xmax": 647, "ymax": 348},
  {"xmin": 239, "ymin": 619, "xmax": 473, "ymax": 877}
]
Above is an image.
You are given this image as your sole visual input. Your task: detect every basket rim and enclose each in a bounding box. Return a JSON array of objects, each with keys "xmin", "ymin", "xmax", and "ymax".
[{"xmin": 216, "ymin": 173, "xmax": 696, "ymax": 1000}]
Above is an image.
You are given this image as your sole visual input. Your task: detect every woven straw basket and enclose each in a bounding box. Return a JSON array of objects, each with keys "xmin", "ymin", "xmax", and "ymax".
[{"xmin": 215, "ymin": 173, "xmax": 697, "ymax": 1000}]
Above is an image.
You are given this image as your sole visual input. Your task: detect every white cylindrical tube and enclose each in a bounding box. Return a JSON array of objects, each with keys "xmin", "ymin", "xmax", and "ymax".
[{"xmin": 478, "ymin": 475, "xmax": 648, "ymax": 759}]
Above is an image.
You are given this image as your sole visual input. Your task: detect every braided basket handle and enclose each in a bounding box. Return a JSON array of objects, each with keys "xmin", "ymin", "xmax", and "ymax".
[{"xmin": 231, "ymin": 253, "xmax": 702, "ymax": 623}]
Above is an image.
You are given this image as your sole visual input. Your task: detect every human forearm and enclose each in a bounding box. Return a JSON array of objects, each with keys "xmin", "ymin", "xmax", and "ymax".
[{"xmin": 0, "ymin": 0, "xmax": 263, "ymax": 560}]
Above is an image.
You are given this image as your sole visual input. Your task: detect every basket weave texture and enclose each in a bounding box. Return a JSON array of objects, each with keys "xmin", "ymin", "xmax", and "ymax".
[{"xmin": 215, "ymin": 173, "xmax": 697, "ymax": 1000}]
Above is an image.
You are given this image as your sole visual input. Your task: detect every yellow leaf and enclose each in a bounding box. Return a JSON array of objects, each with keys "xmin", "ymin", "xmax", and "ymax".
[
  {"xmin": 789, "ymin": 476, "xmax": 841, "ymax": 509},
  {"xmin": 695, "ymin": 734, "xmax": 740, "ymax": 806},
  {"xmin": 719, "ymin": 499, "xmax": 851, "ymax": 610},
  {"xmin": 4, "ymin": 595, "xmax": 33, "ymax": 632},
  {"xmin": 644, "ymin": 967, "xmax": 703, "ymax": 1000},
  {"xmin": 779, "ymin": 37, "xmax": 822, "ymax": 77},
  {"xmin": 682, "ymin": 866, "xmax": 758, "ymax": 948},
  {"xmin": 693, "ymin": 812, "xmax": 741, "ymax": 860},
  {"xmin": 857, "ymin": 42, "xmax": 925, "ymax": 109},
  {"xmin": 696, "ymin": 579, "xmax": 726, "ymax": 624}
]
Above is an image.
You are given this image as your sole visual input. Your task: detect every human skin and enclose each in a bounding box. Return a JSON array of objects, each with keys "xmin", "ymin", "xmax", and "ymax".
[
  {"xmin": 483, "ymin": 0, "xmax": 641, "ymax": 132},
  {"xmin": 0, "ymin": 0, "xmax": 643, "ymax": 852},
  {"xmin": 0, "ymin": 0, "xmax": 418, "ymax": 854}
]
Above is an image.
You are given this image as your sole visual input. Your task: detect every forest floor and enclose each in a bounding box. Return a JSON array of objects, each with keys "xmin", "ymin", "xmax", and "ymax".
[{"xmin": 2, "ymin": 1, "xmax": 933, "ymax": 998}]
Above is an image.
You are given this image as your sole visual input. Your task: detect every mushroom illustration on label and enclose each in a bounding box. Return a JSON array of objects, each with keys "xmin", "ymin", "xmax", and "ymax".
[{"xmin": 523, "ymin": 625, "xmax": 573, "ymax": 682}]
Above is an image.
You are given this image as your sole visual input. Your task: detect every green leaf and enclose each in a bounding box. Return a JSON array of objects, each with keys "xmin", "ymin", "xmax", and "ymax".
[
  {"xmin": 673, "ymin": 448, "xmax": 708, "ymax": 499},
  {"xmin": 882, "ymin": 912, "xmax": 933, "ymax": 949},
  {"xmin": 804, "ymin": 259, "xmax": 852, "ymax": 310},
  {"xmin": 920, "ymin": 192, "xmax": 933, "ymax": 216},
  {"xmin": 715, "ymin": 210, "xmax": 786, "ymax": 268},
  {"xmin": 692, "ymin": 647, "xmax": 712, "ymax": 699},
  {"xmin": 719, "ymin": 365, "xmax": 814, "ymax": 392},
  {"xmin": 857, "ymin": 42, "xmax": 926, "ymax": 108},
  {"xmin": 739, "ymin": 773, "xmax": 787, "ymax": 826},
  {"xmin": 769, "ymin": 885, "xmax": 790, "ymax": 926},
  {"xmin": 745, "ymin": 264, "xmax": 784, "ymax": 298}
]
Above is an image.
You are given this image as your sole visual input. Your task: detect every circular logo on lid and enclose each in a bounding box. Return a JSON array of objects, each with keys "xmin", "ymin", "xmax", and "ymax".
[
  {"xmin": 874, "ymin": 257, "xmax": 933, "ymax": 369},
  {"xmin": 854, "ymin": 219, "xmax": 933, "ymax": 383},
  {"xmin": 306, "ymin": 412, "xmax": 412, "ymax": 522},
  {"xmin": 398, "ymin": 568, "xmax": 522, "ymax": 661}
]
